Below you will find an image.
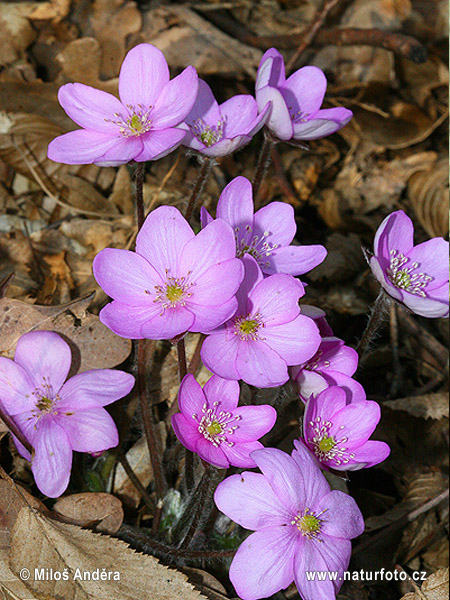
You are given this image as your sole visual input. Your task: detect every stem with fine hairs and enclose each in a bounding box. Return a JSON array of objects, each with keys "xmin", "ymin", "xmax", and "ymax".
[
  {"xmin": 184, "ymin": 157, "xmax": 214, "ymax": 224},
  {"xmin": 253, "ymin": 132, "xmax": 275, "ymax": 203},
  {"xmin": 356, "ymin": 289, "xmax": 391, "ymax": 362}
]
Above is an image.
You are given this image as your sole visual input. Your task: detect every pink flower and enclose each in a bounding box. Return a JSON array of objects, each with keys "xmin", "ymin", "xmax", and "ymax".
[
  {"xmin": 291, "ymin": 335, "xmax": 366, "ymax": 404},
  {"xmin": 0, "ymin": 331, "xmax": 134, "ymax": 497},
  {"xmin": 370, "ymin": 210, "xmax": 449, "ymax": 318},
  {"xmin": 300, "ymin": 386, "xmax": 390, "ymax": 471},
  {"xmin": 201, "ymin": 176, "xmax": 327, "ymax": 276},
  {"xmin": 255, "ymin": 48, "xmax": 353, "ymax": 142},
  {"xmin": 172, "ymin": 374, "xmax": 276, "ymax": 468},
  {"xmin": 214, "ymin": 443, "xmax": 365, "ymax": 600},
  {"xmin": 178, "ymin": 80, "xmax": 270, "ymax": 157},
  {"xmin": 47, "ymin": 44, "xmax": 198, "ymax": 166},
  {"xmin": 201, "ymin": 255, "xmax": 321, "ymax": 388},
  {"xmin": 93, "ymin": 205, "xmax": 244, "ymax": 340}
]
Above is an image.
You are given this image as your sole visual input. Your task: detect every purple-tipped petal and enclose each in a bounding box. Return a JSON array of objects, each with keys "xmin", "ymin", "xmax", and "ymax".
[
  {"xmin": 141, "ymin": 306, "xmax": 194, "ymax": 340},
  {"xmin": 99, "ymin": 301, "xmax": 162, "ymax": 339},
  {"xmin": 93, "ymin": 248, "xmax": 163, "ymax": 303},
  {"xmin": 195, "ymin": 437, "xmax": 229, "ymax": 468},
  {"xmin": 256, "ymin": 86, "xmax": 293, "ymax": 140},
  {"xmin": 59, "ymin": 407, "xmax": 118, "ymax": 452},
  {"xmin": 236, "ymin": 340, "xmax": 289, "ymax": 387},
  {"xmin": 57, "ymin": 83, "xmax": 125, "ymax": 133},
  {"xmin": 119, "ymin": 44, "xmax": 169, "ymax": 109},
  {"xmin": 201, "ymin": 332, "xmax": 240, "ymax": 381},
  {"xmin": 14, "ymin": 331, "xmax": 71, "ymax": 393},
  {"xmin": 178, "ymin": 374, "xmax": 205, "ymax": 417},
  {"xmin": 256, "ymin": 49, "xmax": 286, "ymax": 90},
  {"xmin": 221, "ymin": 440, "xmax": 264, "ymax": 468},
  {"xmin": 200, "ymin": 206, "xmax": 213, "ymax": 228},
  {"xmin": 172, "ymin": 413, "xmax": 203, "ymax": 452},
  {"xmin": 316, "ymin": 490, "xmax": 365, "ymax": 539},
  {"xmin": 58, "ymin": 370, "xmax": 135, "ymax": 410},
  {"xmin": 203, "ymin": 375, "xmax": 240, "ymax": 413},
  {"xmin": 282, "ymin": 66, "xmax": 327, "ymax": 116},
  {"xmin": 216, "ymin": 176, "xmax": 254, "ymax": 232},
  {"xmin": 134, "ymin": 128, "xmax": 186, "ymax": 162},
  {"xmin": 263, "ymin": 314, "xmax": 321, "ymax": 365},
  {"xmin": 253, "ymin": 202, "xmax": 296, "ymax": 247},
  {"xmin": 214, "ymin": 471, "xmax": 289, "ymax": 529},
  {"xmin": 151, "ymin": 66, "xmax": 198, "ymax": 129},
  {"xmin": 374, "ymin": 210, "xmax": 415, "ymax": 259},
  {"xmin": 0, "ymin": 358, "xmax": 35, "ymax": 415},
  {"xmin": 250, "ymin": 274, "xmax": 303, "ymax": 325},
  {"xmin": 229, "ymin": 527, "xmax": 295, "ymax": 600},
  {"xmin": 265, "ymin": 244, "xmax": 327, "ymax": 276},
  {"xmin": 31, "ymin": 416, "xmax": 72, "ymax": 498},
  {"xmin": 231, "ymin": 404, "xmax": 277, "ymax": 442},
  {"xmin": 189, "ymin": 297, "xmax": 238, "ymax": 333},
  {"xmin": 136, "ymin": 205, "xmax": 194, "ymax": 277}
]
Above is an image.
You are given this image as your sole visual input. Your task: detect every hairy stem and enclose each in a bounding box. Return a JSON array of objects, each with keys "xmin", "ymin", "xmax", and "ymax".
[
  {"xmin": 253, "ymin": 133, "xmax": 275, "ymax": 203},
  {"xmin": 134, "ymin": 162, "xmax": 145, "ymax": 230},
  {"xmin": 184, "ymin": 158, "xmax": 214, "ymax": 224},
  {"xmin": 117, "ymin": 450, "xmax": 156, "ymax": 513},
  {"xmin": 178, "ymin": 463, "xmax": 216, "ymax": 549},
  {"xmin": 356, "ymin": 289, "xmax": 390, "ymax": 362}
]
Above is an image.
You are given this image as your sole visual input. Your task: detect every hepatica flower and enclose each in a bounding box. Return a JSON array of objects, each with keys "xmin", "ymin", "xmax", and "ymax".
[
  {"xmin": 256, "ymin": 48, "xmax": 353, "ymax": 142},
  {"xmin": 0, "ymin": 331, "xmax": 134, "ymax": 497},
  {"xmin": 201, "ymin": 255, "xmax": 321, "ymax": 388},
  {"xmin": 93, "ymin": 206, "xmax": 244, "ymax": 340},
  {"xmin": 172, "ymin": 374, "xmax": 276, "ymax": 468},
  {"xmin": 300, "ymin": 386, "xmax": 390, "ymax": 471},
  {"xmin": 178, "ymin": 80, "xmax": 269, "ymax": 157},
  {"xmin": 47, "ymin": 44, "xmax": 198, "ymax": 166},
  {"xmin": 201, "ymin": 176, "xmax": 326, "ymax": 276},
  {"xmin": 370, "ymin": 210, "xmax": 449, "ymax": 318},
  {"xmin": 214, "ymin": 443, "xmax": 364, "ymax": 600}
]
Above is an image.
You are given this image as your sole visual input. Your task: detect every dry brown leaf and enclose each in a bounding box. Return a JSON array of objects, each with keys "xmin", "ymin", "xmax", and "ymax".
[
  {"xmin": 56, "ymin": 37, "xmax": 104, "ymax": 87},
  {"xmin": 0, "ymin": 293, "xmax": 131, "ymax": 372},
  {"xmin": 0, "ymin": 3, "xmax": 38, "ymax": 68},
  {"xmin": 384, "ymin": 393, "xmax": 449, "ymax": 420},
  {"xmin": 29, "ymin": 0, "xmax": 71, "ymax": 24},
  {"xmin": 54, "ymin": 172, "xmax": 119, "ymax": 215},
  {"xmin": 400, "ymin": 568, "xmax": 449, "ymax": 600},
  {"xmin": 109, "ymin": 164, "xmax": 133, "ymax": 215},
  {"xmin": 9, "ymin": 506, "xmax": 211, "ymax": 600},
  {"xmin": 53, "ymin": 493, "xmax": 124, "ymax": 534}
]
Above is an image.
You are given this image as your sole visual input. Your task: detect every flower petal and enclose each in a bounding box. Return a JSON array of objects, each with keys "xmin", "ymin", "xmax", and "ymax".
[
  {"xmin": 374, "ymin": 210, "xmax": 414, "ymax": 260},
  {"xmin": 256, "ymin": 85, "xmax": 293, "ymax": 140},
  {"xmin": 305, "ymin": 386, "xmax": 348, "ymax": 427},
  {"xmin": 203, "ymin": 375, "xmax": 240, "ymax": 412},
  {"xmin": 322, "ymin": 372, "xmax": 367, "ymax": 403},
  {"xmin": 141, "ymin": 306, "xmax": 195, "ymax": 340},
  {"xmin": 237, "ymin": 255, "xmax": 264, "ymax": 314},
  {"xmin": 189, "ymin": 259, "xmax": 243, "ymax": 306},
  {"xmin": 214, "ymin": 472, "xmax": 290, "ymax": 529},
  {"xmin": 256, "ymin": 48, "xmax": 286, "ymax": 90},
  {"xmin": 93, "ymin": 248, "xmax": 163, "ymax": 304},
  {"xmin": 220, "ymin": 95, "xmax": 258, "ymax": 138},
  {"xmin": 183, "ymin": 79, "xmax": 221, "ymax": 130},
  {"xmin": 370, "ymin": 256, "xmax": 404, "ymax": 300},
  {"xmin": 119, "ymin": 44, "xmax": 169, "ymax": 109},
  {"xmin": 282, "ymin": 66, "xmax": 327, "ymax": 116},
  {"xmin": 263, "ymin": 314, "xmax": 321, "ymax": 365},
  {"xmin": 172, "ymin": 413, "xmax": 202, "ymax": 451},
  {"xmin": 178, "ymin": 374, "xmax": 205, "ymax": 417},
  {"xmin": 32, "ymin": 416, "xmax": 72, "ymax": 498},
  {"xmin": 136, "ymin": 205, "xmax": 194, "ymax": 277},
  {"xmin": 265, "ymin": 244, "xmax": 328, "ymax": 276},
  {"xmin": 0, "ymin": 358, "xmax": 35, "ymax": 415},
  {"xmin": 293, "ymin": 118, "xmax": 341, "ymax": 140},
  {"xmin": 216, "ymin": 176, "xmax": 254, "ymax": 233},
  {"xmin": 250, "ymin": 274, "xmax": 304, "ymax": 326},
  {"xmin": 195, "ymin": 437, "xmax": 229, "ymax": 468},
  {"xmin": 294, "ymin": 369, "xmax": 329, "ymax": 403},
  {"xmin": 201, "ymin": 332, "xmax": 240, "ymax": 380},
  {"xmin": 231, "ymin": 404, "xmax": 277, "ymax": 442},
  {"xmin": 329, "ymin": 401, "xmax": 381, "ymax": 446},
  {"xmin": 253, "ymin": 201, "xmax": 296, "ymax": 246},
  {"xmin": 314, "ymin": 107, "xmax": 353, "ymax": 125},
  {"xmin": 188, "ymin": 297, "xmax": 238, "ymax": 333},
  {"xmin": 402, "ymin": 290, "xmax": 449, "ymax": 318},
  {"xmin": 346, "ymin": 440, "xmax": 391, "ymax": 469},
  {"xmin": 191, "ymin": 136, "xmax": 253, "ymax": 157},
  {"xmin": 236, "ymin": 340, "xmax": 289, "ymax": 387},
  {"xmin": 200, "ymin": 206, "xmax": 213, "ymax": 228},
  {"xmin": 406, "ymin": 237, "xmax": 450, "ymax": 289},
  {"xmin": 14, "ymin": 331, "xmax": 71, "ymax": 393},
  {"xmin": 291, "ymin": 440, "xmax": 331, "ymax": 506},
  {"xmin": 134, "ymin": 128, "xmax": 186, "ymax": 162},
  {"xmin": 229, "ymin": 527, "xmax": 296, "ymax": 600},
  {"xmin": 151, "ymin": 66, "xmax": 198, "ymax": 129},
  {"xmin": 316, "ymin": 490, "xmax": 365, "ymax": 539},
  {"xmin": 319, "ymin": 337, "xmax": 359, "ymax": 376},
  {"xmin": 57, "ymin": 83, "xmax": 125, "ymax": 133},
  {"xmin": 99, "ymin": 301, "xmax": 161, "ymax": 339},
  {"xmin": 58, "ymin": 370, "xmax": 135, "ymax": 410},
  {"xmin": 221, "ymin": 440, "xmax": 264, "ymax": 468},
  {"xmin": 59, "ymin": 408, "xmax": 119, "ymax": 452}
]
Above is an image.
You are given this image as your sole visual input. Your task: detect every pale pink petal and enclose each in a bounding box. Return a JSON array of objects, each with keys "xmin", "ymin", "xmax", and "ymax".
[
  {"xmin": 329, "ymin": 401, "xmax": 381, "ymax": 446},
  {"xmin": 14, "ymin": 331, "xmax": 71, "ymax": 393},
  {"xmin": 219, "ymin": 95, "xmax": 258, "ymax": 138},
  {"xmin": 236, "ymin": 340, "xmax": 289, "ymax": 387},
  {"xmin": 265, "ymin": 244, "xmax": 327, "ymax": 276},
  {"xmin": 256, "ymin": 49, "xmax": 286, "ymax": 90},
  {"xmin": 195, "ymin": 437, "xmax": 229, "ymax": 468},
  {"xmin": 151, "ymin": 66, "xmax": 198, "ymax": 129},
  {"xmin": 282, "ymin": 66, "xmax": 327, "ymax": 116},
  {"xmin": 315, "ymin": 107, "xmax": 353, "ymax": 125},
  {"xmin": 294, "ymin": 540, "xmax": 337, "ymax": 600},
  {"xmin": 58, "ymin": 370, "xmax": 135, "ymax": 410},
  {"xmin": 134, "ymin": 128, "xmax": 186, "ymax": 162},
  {"xmin": 291, "ymin": 440, "xmax": 331, "ymax": 505},
  {"xmin": 256, "ymin": 86, "xmax": 293, "ymax": 140},
  {"xmin": 0, "ymin": 358, "xmax": 35, "ymax": 415},
  {"xmin": 188, "ymin": 297, "xmax": 238, "ymax": 333},
  {"xmin": 264, "ymin": 314, "xmax": 321, "ymax": 365},
  {"xmin": 58, "ymin": 83, "xmax": 125, "ymax": 133},
  {"xmin": 249, "ymin": 274, "xmax": 304, "ymax": 325},
  {"xmin": 374, "ymin": 210, "xmax": 414, "ymax": 259},
  {"xmin": 237, "ymin": 255, "xmax": 264, "ymax": 313},
  {"xmin": 294, "ymin": 369, "xmax": 329, "ymax": 403},
  {"xmin": 319, "ymin": 338, "xmax": 358, "ymax": 375},
  {"xmin": 93, "ymin": 248, "xmax": 163, "ymax": 304},
  {"xmin": 12, "ymin": 411, "xmax": 39, "ymax": 452},
  {"xmin": 48, "ymin": 130, "xmax": 139, "ymax": 166},
  {"xmin": 402, "ymin": 292, "xmax": 449, "ymax": 318},
  {"xmin": 253, "ymin": 202, "xmax": 296, "ymax": 246},
  {"xmin": 229, "ymin": 527, "xmax": 296, "ymax": 600},
  {"xmin": 293, "ymin": 118, "xmax": 341, "ymax": 140},
  {"xmin": 172, "ymin": 413, "xmax": 202, "ymax": 452},
  {"xmin": 307, "ymin": 386, "xmax": 348, "ymax": 421},
  {"xmin": 203, "ymin": 375, "xmax": 240, "ymax": 412},
  {"xmin": 369, "ymin": 256, "xmax": 403, "ymax": 300},
  {"xmin": 184, "ymin": 79, "xmax": 221, "ymax": 130},
  {"xmin": 214, "ymin": 472, "xmax": 289, "ymax": 529},
  {"xmin": 315, "ymin": 534, "xmax": 352, "ymax": 589},
  {"xmin": 201, "ymin": 333, "xmax": 240, "ymax": 380},
  {"xmin": 119, "ymin": 44, "xmax": 169, "ymax": 109},
  {"xmin": 93, "ymin": 136, "xmax": 144, "ymax": 166},
  {"xmin": 346, "ymin": 440, "xmax": 391, "ymax": 468},
  {"xmin": 178, "ymin": 374, "xmax": 205, "ymax": 417},
  {"xmin": 141, "ymin": 306, "xmax": 194, "ymax": 340},
  {"xmin": 316, "ymin": 490, "xmax": 365, "ymax": 539},
  {"xmin": 406, "ymin": 238, "xmax": 449, "ymax": 288},
  {"xmin": 231, "ymin": 405, "xmax": 277, "ymax": 442},
  {"xmin": 200, "ymin": 206, "xmax": 213, "ymax": 228},
  {"xmin": 322, "ymin": 372, "xmax": 367, "ymax": 403},
  {"xmin": 216, "ymin": 176, "xmax": 254, "ymax": 232},
  {"xmin": 221, "ymin": 440, "xmax": 264, "ymax": 467},
  {"xmin": 193, "ymin": 136, "xmax": 252, "ymax": 157},
  {"xmin": 59, "ymin": 408, "xmax": 118, "ymax": 452},
  {"xmin": 136, "ymin": 205, "xmax": 194, "ymax": 277},
  {"xmin": 99, "ymin": 301, "xmax": 161, "ymax": 339},
  {"xmin": 31, "ymin": 416, "xmax": 72, "ymax": 498},
  {"xmin": 189, "ymin": 260, "xmax": 243, "ymax": 306}
]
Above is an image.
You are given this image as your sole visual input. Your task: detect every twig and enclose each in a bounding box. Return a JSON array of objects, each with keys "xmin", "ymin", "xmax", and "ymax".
[
  {"xmin": 395, "ymin": 565, "xmax": 427, "ymax": 600},
  {"xmin": 0, "ymin": 272, "xmax": 15, "ymax": 298},
  {"xmin": 184, "ymin": 158, "xmax": 214, "ymax": 224},
  {"xmin": 117, "ymin": 450, "xmax": 156, "ymax": 514}
]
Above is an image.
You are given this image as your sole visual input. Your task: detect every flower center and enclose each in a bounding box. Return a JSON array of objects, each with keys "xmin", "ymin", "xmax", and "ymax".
[
  {"xmin": 387, "ymin": 249, "xmax": 433, "ymax": 297},
  {"xmin": 27, "ymin": 377, "xmax": 59, "ymax": 419},
  {"xmin": 191, "ymin": 118, "xmax": 224, "ymax": 147},
  {"xmin": 234, "ymin": 225, "xmax": 279, "ymax": 269},
  {"xmin": 303, "ymin": 349, "xmax": 330, "ymax": 372},
  {"xmin": 35, "ymin": 396, "xmax": 53, "ymax": 413},
  {"xmin": 233, "ymin": 313, "xmax": 264, "ymax": 341},
  {"xmin": 152, "ymin": 271, "xmax": 194, "ymax": 313},
  {"xmin": 290, "ymin": 109, "xmax": 310, "ymax": 123},
  {"xmin": 291, "ymin": 508, "xmax": 324, "ymax": 539},
  {"xmin": 307, "ymin": 416, "xmax": 355, "ymax": 466},
  {"xmin": 192, "ymin": 401, "xmax": 241, "ymax": 447},
  {"xmin": 105, "ymin": 104, "xmax": 153, "ymax": 138}
]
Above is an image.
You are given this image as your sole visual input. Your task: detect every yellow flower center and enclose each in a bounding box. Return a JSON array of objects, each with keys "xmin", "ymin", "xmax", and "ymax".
[
  {"xmin": 291, "ymin": 508, "xmax": 324, "ymax": 539},
  {"xmin": 35, "ymin": 396, "xmax": 53, "ymax": 413},
  {"xmin": 166, "ymin": 284, "xmax": 184, "ymax": 304},
  {"xmin": 318, "ymin": 436, "xmax": 336, "ymax": 453},
  {"xmin": 239, "ymin": 319, "xmax": 259, "ymax": 335},
  {"xmin": 129, "ymin": 114, "xmax": 144, "ymax": 133},
  {"xmin": 206, "ymin": 420, "xmax": 222, "ymax": 436}
]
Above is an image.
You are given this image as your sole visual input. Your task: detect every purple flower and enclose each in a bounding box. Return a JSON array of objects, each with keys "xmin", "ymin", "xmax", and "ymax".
[
  {"xmin": 178, "ymin": 80, "xmax": 269, "ymax": 157},
  {"xmin": 172, "ymin": 374, "xmax": 276, "ymax": 468},
  {"xmin": 93, "ymin": 205, "xmax": 244, "ymax": 340},
  {"xmin": 0, "ymin": 331, "xmax": 134, "ymax": 497},
  {"xmin": 214, "ymin": 443, "xmax": 364, "ymax": 600},
  {"xmin": 201, "ymin": 176, "xmax": 327, "ymax": 276},
  {"xmin": 47, "ymin": 44, "xmax": 198, "ymax": 166},
  {"xmin": 370, "ymin": 210, "xmax": 449, "ymax": 318},
  {"xmin": 300, "ymin": 386, "xmax": 390, "ymax": 471},
  {"xmin": 201, "ymin": 255, "xmax": 321, "ymax": 388},
  {"xmin": 291, "ymin": 335, "xmax": 366, "ymax": 404},
  {"xmin": 255, "ymin": 48, "xmax": 353, "ymax": 142}
]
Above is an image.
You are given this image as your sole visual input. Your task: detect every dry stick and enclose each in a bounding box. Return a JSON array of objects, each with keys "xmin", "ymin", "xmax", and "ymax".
[
  {"xmin": 285, "ymin": 0, "xmax": 341, "ymax": 71},
  {"xmin": 0, "ymin": 407, "xmax": 33, "ymax": 455},
  {"xmin": 356, "ymin": 289, "xmax": 391, "ymax": 362},
  {"xmin": 253, "ymin": 133, "xmax": 275, "ymax": 204},
  {"xmin": 184, "ymin": 158, "xmax": 214, "ymax": 224},
  {"xmin": 117, "ymin": 450, "xmax": 156, "ymax": 514}
]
